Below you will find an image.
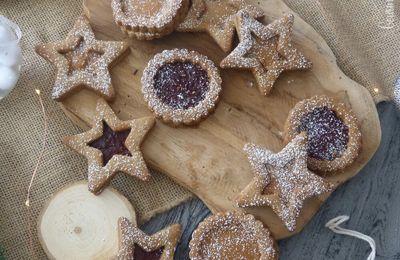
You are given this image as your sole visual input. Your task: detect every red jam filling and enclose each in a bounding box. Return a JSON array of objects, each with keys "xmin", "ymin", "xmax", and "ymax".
[
  {"xmin": 133, "ymin": 246, "xmax": 164, "ymax": 260},
  {"xmin": 89, "ymin": 121, "xmax": 131, "ymax": 166},
  {"xmin": 153, "ymin": 62, "xmax": 209, "ymax": 109},
  {"xmin": 297, "ymin": 106, "xmax": 349, "ymax": 161}
]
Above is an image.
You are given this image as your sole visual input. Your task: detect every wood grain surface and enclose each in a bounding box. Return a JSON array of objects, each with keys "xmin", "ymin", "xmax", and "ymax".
[
  {"xmin": 141, "ymin": 102, "xmax": 400, "ymax": 260},
  {"xmin": 37, "ymin": 181, "xmax": 137, "ymax": 259},
  {"xmin": 60, "ymin": 0, "xmax": 381, "ymax": 239}
]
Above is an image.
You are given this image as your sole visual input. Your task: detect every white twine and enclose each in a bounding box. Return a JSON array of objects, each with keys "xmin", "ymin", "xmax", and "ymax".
[{"xmin": 325, "ymin": 215, "xmax": 376, "ymax": 260}]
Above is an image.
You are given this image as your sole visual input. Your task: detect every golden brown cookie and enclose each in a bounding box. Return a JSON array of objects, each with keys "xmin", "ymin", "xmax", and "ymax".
[
  {"xmin": 189, "ymin": 211, "xmax": 278, "ymax": 260},
  {"xmin": 111, "ymin": 0, "xmax": 190, "ymax": 40},
  {"xmin": 236, "ymin": 133, "xmax": 334, "ymax": 231},
  {"xmin": 63, "ymin": 99, "xmax": 155, "ymax": 194},
  {"xmin": 35, "ymin": 15, "xmax": 129, "ymax": 101},
  {"xmin": 220, "ymin": 11, "xmax": 312, "ymax": 96},
  {"xmin": 141, "ymin": 48, "xmax": 222, "ymax": 126},
  {"xmin": 117, "ymin": 217, "xmax": 181, "ymax": 260},
  {"xmin": 283, "ymin": 95, "xmax": 362, "ymax": 173},
  {"xmin": 177, "ymin": 0, "xmax": 264, "ymax": 52}
]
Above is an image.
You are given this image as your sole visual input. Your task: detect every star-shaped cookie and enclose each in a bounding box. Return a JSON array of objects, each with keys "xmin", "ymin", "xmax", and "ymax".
[
  {"xmin": 63, "ymin": 99, "xmax": 155, "ymax": 194},
  {"xmin": 220, "ymin": 11, "xmax": 312, "ymax": 96},
  {"xmin": 117, "ymin": 217, "xmax": 181, "ymax": 260},
  {"xmin": 236, "ymin": 133, "xmax": 334, "ymax": 231},
  {"xmin": 35, "ymin": 15, "xmax": 129, "ymax": 101},
  {"xmin": 177, "ymin": 0, "xmax": 264, "ymax": 52}
]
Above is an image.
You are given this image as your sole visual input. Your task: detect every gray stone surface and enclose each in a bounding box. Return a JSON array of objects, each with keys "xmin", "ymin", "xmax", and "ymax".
[{"xmin": 142, "ymin": 102, "xmax": 400, "ymax": 260}]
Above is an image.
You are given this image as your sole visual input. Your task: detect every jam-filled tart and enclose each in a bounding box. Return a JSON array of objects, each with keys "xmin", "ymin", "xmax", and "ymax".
[
  {"xmin": 141, "ymin": 48, "xmax": 222, "ymax": 126},
  {"xmin": 189, "ymin": 212, "xmax": 278, "ymax": 260},
  {"xmin": 284, "ymin": 95, "xmax": 361, "ymax": 173}
]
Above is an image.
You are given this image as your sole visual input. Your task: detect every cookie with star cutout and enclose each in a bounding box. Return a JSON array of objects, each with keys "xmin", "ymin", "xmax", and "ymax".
[
  {"xmin": 236, "ymin": 133, "xmax": 334, "ymax": 231},
  {"xmin": 63, "ymin": 99, "xmax": 155, "ymax": 194},
  {"xmin": 177, "ymin": 0, "xmax": 264, "ymax": 52},
  {"xmin": 220, "ymin": 11, "xmax": 312, "ymax": 96},
  {"xmin": 117, "ymin": 217, "xmax": 181, "ymax": 260},
  {"xmin": 35, "ymin": 15, "xmax": 129, "ymax": 101}
]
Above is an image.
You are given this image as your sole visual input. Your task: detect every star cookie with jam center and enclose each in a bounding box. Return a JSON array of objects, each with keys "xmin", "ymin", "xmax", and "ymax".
[
  {"xmin": 63, "ymin": 99, "xmax": 155, "ymax": 194},
  {"xmin": 220, "ymin": 11, "xmax": 312, "ymax": 96},
  {"xmin": 236, "ymin": 133, "xmax": 334, "ymax": 231},
  {"xmin": 177, "ymin": 0, "xmax": 264, "ymax": 52},
  {"xmin": 117, "ymin": 217, "xmax": 181, "ymax": 260},
  {"xmin": 35, "ymin": 15, "xmax": 129, "ymax": 101}
]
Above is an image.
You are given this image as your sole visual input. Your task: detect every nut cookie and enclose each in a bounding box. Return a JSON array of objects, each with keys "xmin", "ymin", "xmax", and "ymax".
[
  {"xmin": 284, "ymin": 95, "xmax": 362, "ymax": 173},
  {"xmin": 141, "ymin": 48, "xmax": 222, "ymax": 126}
]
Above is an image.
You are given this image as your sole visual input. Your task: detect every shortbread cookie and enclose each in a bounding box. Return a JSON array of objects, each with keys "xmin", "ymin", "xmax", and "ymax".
[
  {"xmin": 236, "ymin": 133, "xmax": 334, "ymax": 231},
  {"xmin": 141, "ymin": 48, "xmax": 222, "ymax": 126},
  {"xmin": 177, "ymin": 0, "xmax": 264, "ymax": 52},
  {"xmin": 220, "ymin": 11, "xmax": 312, "ymax": 96},
  {"xmin": 63, "ymin": 99, "xmax": 155, "ymax": 194},
  {"xmin": 111, "ymin": 0, "xmax": 189, "ymax": 40},
  {"xmin": 35, "ymin": 15, "xmax": 129, "ymax": 101},
  {"xmin": 189, "ymin": 212, "xmax": 278, "ymax": 260},
  {"xmin": 117, "ymin": 217, "xmax": 181, "ymax": 260},
  {"xmin": 284, "ymin": 95, "xmax": 362, "ymax": 173}
]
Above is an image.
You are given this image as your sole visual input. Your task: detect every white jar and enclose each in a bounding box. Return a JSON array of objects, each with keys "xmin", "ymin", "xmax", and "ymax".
[{"xmin": 0, "ymin": 16, "xmax": 22, "ymax": 100}]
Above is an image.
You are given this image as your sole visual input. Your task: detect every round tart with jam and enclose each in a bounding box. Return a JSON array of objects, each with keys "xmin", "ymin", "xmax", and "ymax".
[
  {"xmin": 284, "ymin": 95, "xmax": 361, "ymax": 173},
  {"xmin": 141, "ymin": 48, "xmax": 222, "ymax": 126},
  {"xmin": 111, "ymin": 0, "xmax": 189, "ymax": 40},
  {"xmin": 189, "ymin": 212, "xmax": 278, "ymax": 260}
]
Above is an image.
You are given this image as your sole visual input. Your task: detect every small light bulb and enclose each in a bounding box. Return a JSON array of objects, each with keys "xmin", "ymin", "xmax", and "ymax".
[
  {"xmin": 373, "ymin": 88, "xmax": 379, "ymax": 93},
  {"xmin": 35, "ymin": 89, "xmax": 41, "ymax": 95}
]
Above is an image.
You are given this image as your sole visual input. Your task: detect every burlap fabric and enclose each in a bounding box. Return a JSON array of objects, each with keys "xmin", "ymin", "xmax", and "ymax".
[
  {"xmin": 0, "ymin": 0, "xmax": 398, "ymax": 259},
  {"xmin": 284, "ymin": 0, "xmax": 400, "ymax": 105},
  {"xmin": 0, "ymin": 1, "xmax": 192, "ymax": 259}
]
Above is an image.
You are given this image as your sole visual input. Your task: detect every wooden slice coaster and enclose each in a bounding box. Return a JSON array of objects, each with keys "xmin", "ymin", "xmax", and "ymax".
[{"xmin": 38, "ymin": 181, "xmax": 136, "ymax": 259}]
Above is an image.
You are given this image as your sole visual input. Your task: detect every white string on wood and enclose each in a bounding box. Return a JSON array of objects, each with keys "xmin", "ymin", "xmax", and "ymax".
[{"xmin": 325, "ymin": 215, "xmax": 376, "ymax": 260}]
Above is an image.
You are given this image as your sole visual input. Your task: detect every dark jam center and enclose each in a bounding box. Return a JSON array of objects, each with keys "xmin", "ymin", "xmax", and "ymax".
[
  {"xmin": 89, "ymin": 121, "xmax": 131, "ymax": 166},
  {"xmin": 133, "ymin": 245, "xmax": 164, "ymax": 260},
  {"xmin": 153, "ymin": 62, "xmax": 210, "ymax": 109},
  {"xmin": 297, "ymin": 106, "xmax": 349, "ymax": 161}
]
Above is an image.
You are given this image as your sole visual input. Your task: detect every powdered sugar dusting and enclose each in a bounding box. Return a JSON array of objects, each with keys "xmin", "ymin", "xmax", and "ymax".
[
  {"xmin": 141, "ymin": 49, "xmax": 222, "ymax": 126},
  {"xmin": 111, "ymin": 0, "xmax": 189, "ymax": 39},
  {"xmin": 238, "ymin": 134, "xmax": 334, "ymax": 231},
  {"xmin": 284, "ymin": 95, "xmax": 361, "ymax": 173},
  {"xmin": 117, "ymin": 217, "xmax": 181, "ymax": 260},
  {"xmin": 177, "ymin": 0, "xmax": 264, "ymax": 52},
  {"xmin": 153, "ymin": 62, "xmax": 209, "ymax": 109},
  {"xmin": 298, "ymin": 106, "xmax": 349, "ymax": 160},
  {"xmin": 63, "ymin": 99, "xmax": 155, "ymax": 194},
  {"xmin": 220, "ymin": 11, "xmax": 312, "ymax": 95},
  {"xmin": 189, "ymin": 212, "xmax": 277, "ymax": 260},
  {"xmin": 35, "ymin": 15, "xmax": 128, "ymax": 101}
]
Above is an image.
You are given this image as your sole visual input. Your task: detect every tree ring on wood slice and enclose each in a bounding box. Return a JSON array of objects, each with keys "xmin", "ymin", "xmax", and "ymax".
[
  {"xmin": 141, "ymin": 48, "xmax": 222, "ymax": 126},
  {"xmin": 37, "ymin": 181, "xmax": 136, "ymax": 259}
]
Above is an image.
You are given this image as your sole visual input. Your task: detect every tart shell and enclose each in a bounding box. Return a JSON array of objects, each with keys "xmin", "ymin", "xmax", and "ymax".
[
  {"xmin": 111, "ymin": 0, "xmax": 190, "ymax": 40},
  {"xmin": 283, "ymin": 95, "xmax": 362, "ymax": 173},
  {"xmin": 189, "ymin": 212, "xmax": 278, "ymax": 260},
  {"xmin": 141, "ymin": 48, "xmax": 222, "ymax": 126}
]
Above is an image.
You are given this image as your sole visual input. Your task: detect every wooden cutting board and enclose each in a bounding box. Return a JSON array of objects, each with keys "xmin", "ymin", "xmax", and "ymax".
[{"xmin": 60, "ymin": 0, "xmax": 381, "ymax": 239}]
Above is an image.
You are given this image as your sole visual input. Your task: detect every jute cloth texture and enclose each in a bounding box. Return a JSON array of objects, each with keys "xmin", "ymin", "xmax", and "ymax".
[
  {"xmin": 0, "ymin": 0, "xmax": 398, "ymax": 259},
  {"xmin": 284, "ymin": 0, "xmax": 400, "ymax": 105},
  {"xmin": 0, "ymin": 1, "xmax": 192, "ymax": 259}
]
